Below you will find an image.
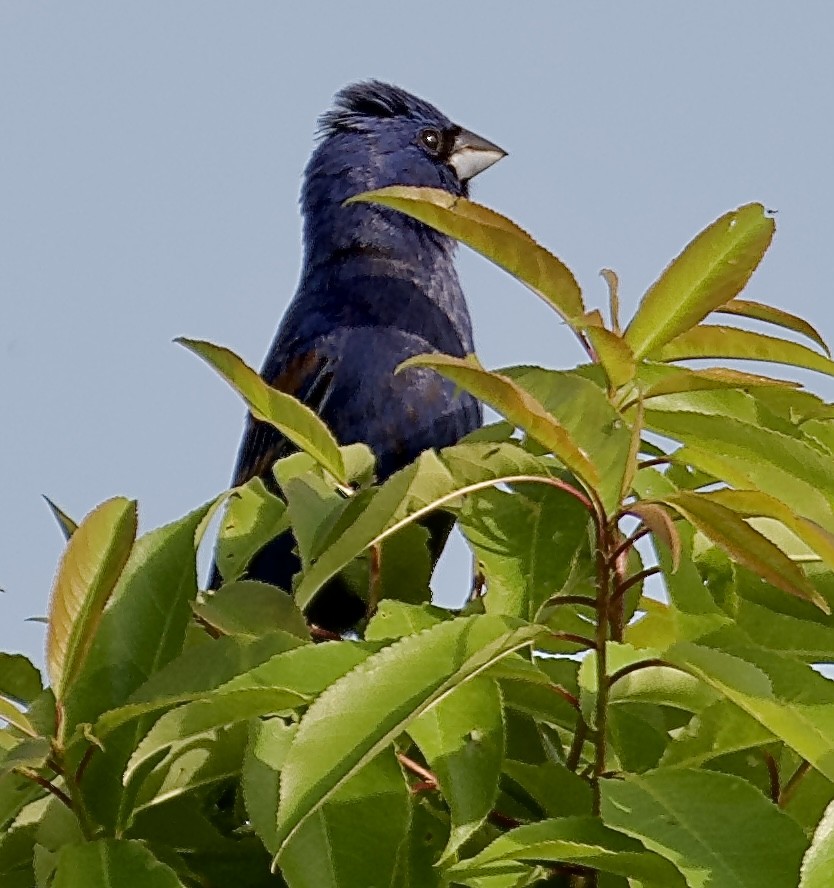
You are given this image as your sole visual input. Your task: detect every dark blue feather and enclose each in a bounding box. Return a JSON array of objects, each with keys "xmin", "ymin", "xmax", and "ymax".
[{"xmin": 213, "ymin": 81, "xmax": 504, "ymax": 629}]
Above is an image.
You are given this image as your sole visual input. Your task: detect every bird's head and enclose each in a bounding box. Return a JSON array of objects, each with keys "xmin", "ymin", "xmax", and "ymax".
[
  {"xmin": 314, "ymin": 80, "xmax": 506, "ymax": 197},
  {"xmin": 300, "ymin": 81, "xmax": 505, "ymax": 249}
]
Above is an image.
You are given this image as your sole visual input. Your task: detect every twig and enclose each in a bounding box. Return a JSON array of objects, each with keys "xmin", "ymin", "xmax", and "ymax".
[
  {"xmin": 397, "ymin": 753, "xmax": 438, "ymax": 790},
  {"xmin": 592, "ymin": 534, "xmax": 611, "ymax": 816},
  {"xmin": 612, "ymin": 566, "xmax": 660, "ymax": 601},
  {"xmin": 17, "ymin": 768, "xmax": 73, "ymax": 811},
  {"xmin": 549, "ymin": 631, "xmax": 597, "ymax": 650},
  {"xmin": 487, "ymin": 808, "xmax": 521, "ymax": 830},
  {"xmin": 308, "ymin": 624, "xmax": 343, "ymax": 642},
  {"xmin": 367, "ymin": 543, "xmax": 382, "ymax": 619},
  {"xmin": 551, "ymin": 684, "xmax": 581, "ymax": 712},
  {"xmin": 637, "ymin": 457, "xmax": 672, "ymax": 470},
  {"xmin": 608, "ymin": 526, "xmax": 651, "ymax": 565},
  {"xmin": 779, "ymin": 760, "xmax": 812, "ymax": 808},
  {"xmin": 74, "ymin": 746, "xmax": 97, "ymax": 784},
  {"xmin": 542, "ymin": 594, "xmax": 597, "ymax": 610},
  {"xmin": 607, "ymin": 658, "xmax": 674, "ymax": 688},
  {"xmin": 566, "ymin": 717, "xmax": 589, "ymax": 773},
  {"xmin": 762, "ymin": 751, "xmax": 780, "ymax": 804}
]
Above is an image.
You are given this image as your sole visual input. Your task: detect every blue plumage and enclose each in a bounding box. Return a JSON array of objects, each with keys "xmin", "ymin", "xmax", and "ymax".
[{"xmin": 215, "ymin": 81, "xmax": 505, "ymax": 629}]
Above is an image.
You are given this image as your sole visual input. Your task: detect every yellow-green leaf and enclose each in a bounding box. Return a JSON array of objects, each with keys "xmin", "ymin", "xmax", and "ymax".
[
  {"xmin": 699, "ymin": 489, "xmax": 834, "ymax": 572},
  {"xmin": 628, "ymin": 501, "xmax": 681, "ymax": 571},
  {"xmin": 626, "ymin": 203, "xmax": 775, "ymax": 358},
  {"xmin": 177, "ymin": 338, "xmax": 346, "ymax": 484},
  {"xmin": 347, "ymin": 186, "xmax": 585, "ymax": 322},
  {"xmin": 660, "ymin": 491, "xmax": 827, "ymax": 612},
  {"xmin": 717, "ymin": 299, "xmax": 831, "ymax": 356},
  {"xmin": 0, "ymin": 697, "xmax": 36, "ymax": 737},
  {"xmin": 399, "ymin": 353, "xmax": 600, "ymax": 497},
  {"xmin": 583, "ymin": 322, "xmax": 636, "ymax": 388},
  {"xmin": 636, "ymin": 364, "xmax": 798, "ymax": 404},
  {"xmin": 46, "ymin": 497, "xmax": 138, "ymax": 699},
  {"xmin": 655, "ymin": 325, "xmax": 834, "ymax": 378}
]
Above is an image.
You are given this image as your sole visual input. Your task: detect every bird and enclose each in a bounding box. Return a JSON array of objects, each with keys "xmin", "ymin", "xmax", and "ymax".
[{"xmin": 212, "ymin": 80, "xmax": 506, "ymax": 631}]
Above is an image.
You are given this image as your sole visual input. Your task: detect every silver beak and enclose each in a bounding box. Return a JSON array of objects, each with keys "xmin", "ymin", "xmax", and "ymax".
[{"xmin": 448, "ymin": 127, "xmax": 507, "ymax": 182}]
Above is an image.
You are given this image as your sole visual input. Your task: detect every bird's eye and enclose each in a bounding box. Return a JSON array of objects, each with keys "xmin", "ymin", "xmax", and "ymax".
[{"xmin": 419, "ymin": 127, "xmax": 442, "ymax": 154}]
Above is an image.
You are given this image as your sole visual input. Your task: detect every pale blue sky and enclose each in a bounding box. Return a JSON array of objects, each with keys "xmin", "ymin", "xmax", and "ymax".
[{"xmin": 3, "ymin": 3, "xmax": 834, "ymax": 664}]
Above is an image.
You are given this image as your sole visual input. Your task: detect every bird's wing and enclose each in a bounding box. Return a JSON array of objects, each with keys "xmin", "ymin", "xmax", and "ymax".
[{"xmin": 232, "ymin": 347, "xmax": 336, "ymax": 488}]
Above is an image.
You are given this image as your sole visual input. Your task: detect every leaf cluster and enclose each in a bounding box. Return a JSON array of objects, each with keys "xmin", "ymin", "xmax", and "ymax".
[{"xmin": 3, "ymin": 193, "xmax": 834, "ymax": 886}]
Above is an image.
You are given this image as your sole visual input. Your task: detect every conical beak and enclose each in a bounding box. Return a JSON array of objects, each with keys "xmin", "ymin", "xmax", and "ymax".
[{"xmin": 448, "ymin": 127, "xmax": 507, "ymax": 182}]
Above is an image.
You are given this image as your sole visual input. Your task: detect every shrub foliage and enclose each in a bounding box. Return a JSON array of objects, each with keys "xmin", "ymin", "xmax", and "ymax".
[{"xmin": 4, "ymin": 192, "xmax": 834, "ymax": 886}]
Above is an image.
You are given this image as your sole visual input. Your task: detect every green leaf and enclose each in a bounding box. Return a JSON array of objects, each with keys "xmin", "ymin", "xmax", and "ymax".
[
  {"xmin": 242, "ymin": 717, "xmax": 295, "ymax": 853},
  {"xmin": 632, "ymin": 471, "xmax": 728, "ymax": 627},
  {"xmin": 502, "ymin": 366, "xmax": 633, "ymax": 514},
  {"xmin": 0, "ymin": 655, "xmax": 43, "ymax": 707},
  {"xmin": 0, "ymin": 823, "xmax": 36, "ymax": 888},
  {"xmin": 394, "ymin": 797, "xmax": 449, "ymax": 888},
  {"xmin": 447, "ymin": 816, "xmax": 688, "ymax": 887},
  {"xmin": 660, "ymin": 491, "xmax": 828, "ymax": 612},
  {"xmin": 177, "ymin": 338, "xmax": 346, "ymax": 483},
  {"xmin": 801, "ymin": 799, "xmax": 834, "ymax": 887},
  {"xmin": 699, "ymin": 489, "xmax": 834, "ymax": 572},
  {"xmin": 194, "ymin": 580, "xmax": 310, "ymax": 640},
  {"xmin": 0, "ymin": 698, "xmax": 36, "ymax": 738},
  {"xmin": 582, "ymin": 323, "xmax": 636, "ymax": 388},
  {"xmin": 52, "ymin": 839, "xmax": 184, "ymax": 887},
  {"xmin": 408, "ymin": 676, "xmax": 503, "ymax": 860},
  {"xmin": 718, "ymin": 299, "xmax": 831, "ymax": 356},
  {"xmin": 601, "ymin": 769, "xmax": 808, "ymax": 888},
  {"xmin": 377, "ymin": 523, "xmax": 434, "ymax": 606},
  {"xmin": 400, "ymin": 354, "xmax": 601, "ymax": 497},
  {"xmin": 0, "ymin": 773, "xmax": 42, "ymax": 834},
  {"xmin": 124, "ymin": 639, "xmax": 376, "ymax": 780},
  {"xmin": 46, "ymin": 497, "xmax": 137, "ymax": 701},
  {"xmin": 496, "ymin": 656, "xmax": 581, "ymax": 732},
  {"xmin": 212, "ymin": 477, "xmax": 290, "ymax": 584},
  {"xmin": 636, "ymin": 363, "xmax": 798, "ymax": 403},
  {"xmin": 660, "ymin": 699, "xmax": 774, "ymax": 768},
  {"xmin": 655, "ymin": 325, "xmax": 834, "ymax": 377},
  {"xmin": 458, "ymin": 483, "xmax": 593, "ymax": 621},
  {"xmin": 365, "ymin": 601, "xmax": 447, "ymax": 641},
  {"xmin": 273, "ymin": 615, "xmax": 542, "ymax": 858},
  {"xmin": 94, "ymin": 631, "xmax": 302, "ymax": 738},
  {"xmin": 625, "ymin": 203, "xmax": 775, "ymax": 358},
  {"xmin": 666, "ymin": 629, "xmax": 834, "ymax": 782},
  {"xmin": 60, "ymin": 502, "xmax": 217, "ymax": 832},
  {"xmin": 0, "ymin": 736, "xmax": 51, "ymax": 775},
  {"xmin": 278, "ymin": 749, "xmax": 410, "ymax": 888},
  {"xmin": 131, "ymin": 721, "xmax": 247, "ymax": 815},
  {"xmin": 63, "ymin": 500, "xmax": 216, "ymax": 734},
  {"xmin": 294, "ymin": 450, "xmax": 454, "ymax": 611},
  {"xmin": 502, "ymin": 760, "xmax": 592, "ymax": 818},
  {"xmin": 347, "ymin": 186, "xmax": 584, "ymax": 322},
  {"xmin": 42, "ymin": 497, "xmax": 78, "ymax": 541},
  {"xmin": 647, "ymin": 407, "xmax": 834, "ymax": 522},
  {"xmin": 125, "ymin": 686, "xmax": 309, "ymax": 781},
  {"xmin": 293, "ymin": 442, "xmax": 556, "ymax": 613}
]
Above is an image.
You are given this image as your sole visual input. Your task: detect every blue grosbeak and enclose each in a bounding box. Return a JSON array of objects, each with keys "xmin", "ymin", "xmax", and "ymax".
[{"xmin": 213, "ymin": 81, "xmax": 505, "ymax": 629}]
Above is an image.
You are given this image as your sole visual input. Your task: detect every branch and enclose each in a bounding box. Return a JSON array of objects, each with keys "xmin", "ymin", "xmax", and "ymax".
[
  {"xmin": 542, "ymin": 594, "xmax": 597, "ymax": 610},
  {"xmin": 612, "ymin": 566, "xmax": 660, "ymax": 601},
  {"xmin": 607, "ymin": 658, "xmax": 675, "ymax": 688},
  {"xmin": 762, "ymin": 750, "xmax": 780, "ymax": 804},
  {"xmin": 608, "ymin": 526, "xmax": 651, "ymax": 565},
  {"xmin": 779, "ymin": 760, "xmax": 812, "ymax": 808},
  {"xmin": 397, "ymin": 753, "xmax": 438, "ymax": 791},
  {"xmin": 17, "ymin": 768, "xmax": 74, "ymax": 811}
]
